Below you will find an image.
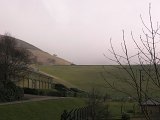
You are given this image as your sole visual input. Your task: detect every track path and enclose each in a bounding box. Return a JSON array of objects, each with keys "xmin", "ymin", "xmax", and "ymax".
[{"xmin": 0, "ymin": 94, "xmax": 66, "ymax": 106}]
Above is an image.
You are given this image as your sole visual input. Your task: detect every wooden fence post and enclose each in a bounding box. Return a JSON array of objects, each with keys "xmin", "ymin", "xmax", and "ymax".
[
  {"xmin": 61, "ymin": 110, "xmax": 68, "ymax": 120},
  {"xmin": 60, "ymin": 106, "xmax": 93, "ymax": 120}
]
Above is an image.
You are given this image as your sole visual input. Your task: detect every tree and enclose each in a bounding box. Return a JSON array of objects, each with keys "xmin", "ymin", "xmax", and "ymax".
[
  {"xmin": 86, "ymin": 88, "xmax": 110, "ymax": 120},
  {"xmin": 0, "ymin": 33, "xmax": 31, "ymax": 102},
  {"xmin": 103, "ymin": 4, "xmax": 160, "ymax": 120}
]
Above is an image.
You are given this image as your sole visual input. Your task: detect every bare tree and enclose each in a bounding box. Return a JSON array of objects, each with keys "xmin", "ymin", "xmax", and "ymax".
[
  {"xmin": 103, "ymin": 4, "xmax": 160, "ymax": 120},
  {"xmin": 86, "ymin": 88, "xmax": 110, "ymax": 120},
  {"xmin": 0, "ymin": 33, "xmax": 31, "ymax": 101}
]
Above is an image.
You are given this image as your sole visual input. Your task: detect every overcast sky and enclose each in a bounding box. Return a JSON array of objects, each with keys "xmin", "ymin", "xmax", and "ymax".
[{"xmin": 0, "ymin": 0, "xmax": 159, "ymax": 65}]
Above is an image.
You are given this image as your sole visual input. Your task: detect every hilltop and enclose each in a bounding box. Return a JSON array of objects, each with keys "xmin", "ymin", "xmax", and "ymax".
[{"xmin": 0, "ymin": 35, "xmax": 72, "ymax": 65}]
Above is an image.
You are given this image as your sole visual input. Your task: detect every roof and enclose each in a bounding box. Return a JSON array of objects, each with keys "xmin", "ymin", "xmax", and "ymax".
[
  {"xmin": 141, "ymin": 99, "xmax": 160, "ymax": 106},
  {"xmin": 27, "ymin": 68, "xmax": 54, "ymax": 79}
]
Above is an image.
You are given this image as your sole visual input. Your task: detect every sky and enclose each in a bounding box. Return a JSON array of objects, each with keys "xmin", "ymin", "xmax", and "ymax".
[{"xmin": 0, "ymin": 0, "xmax": 160, "ymax": 65}]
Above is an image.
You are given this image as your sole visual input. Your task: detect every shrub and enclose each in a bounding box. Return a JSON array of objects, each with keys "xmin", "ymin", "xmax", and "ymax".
[
  {"xmin": 0, "ymin": 81, "xmax": 23, "ymax": 102},
  {"xmin": 44, "ymin": 89, "xmax": 64, "ymax": 97},
  {"xmin": 121, "ymin": 113, "xmax": 130, "ymax": 120},
  {"xmin": 23, "ymin": 88, "xmax": 65, "ymax": 97},
  {"xmin": 23, "ymin": 88, "xmax": 39, "ymax": 95},
  {"xmin": 46, "ymin": 90, "xmax": 62, "ymax": 97},
  {"xmin": 70, "ymin": 88, "xmax": 80, "ymax": 92},
  {"xmin": 55, "ymin": 84, "xmax": 69, "ymax": 92},
  {"xmin": 95, "ymin": 104, "xmax": 110, "ymax": 120},
  {"xmin": 38, "ymin": 89, "xmax": 46, "ymax": 95},
  {"xmin": 126, "ymin": 109, "xmax": 134, "ymax": 113}
]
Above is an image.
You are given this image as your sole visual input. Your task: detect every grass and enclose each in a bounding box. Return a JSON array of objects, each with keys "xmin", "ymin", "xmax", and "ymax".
[
  {"xmin": 38, "ymin": 65, "xmax": 135, "ymax": 98},
  {"xmin": 0, "ymin": 98, "xmax": 85, "ymax": 120},
  {"xmin": 0, "ymin": 97, "xmax": 140, "ymax": 120},
  {"xmin": 38, "ymin": 65, "xmax": 160, "ymax": 99},
  {"xmin": 39, "ymin": 65, "xmax": 110, "ymax": 90},
  {"xmin": 108, "ymin": 101, "xmax": 139, "ymax": 119}
]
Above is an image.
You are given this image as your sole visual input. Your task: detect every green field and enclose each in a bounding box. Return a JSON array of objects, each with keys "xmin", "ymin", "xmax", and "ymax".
[
  {"xmin": 38, "ymin": 65, "xmax": 135, "ymax": 98},
  {"xmin": 108, "ymin": 101, "xmax": 139, "ymax": 119},
  {"xmin": 39, "ymin": 65, "xmax": 113, "ymax": 93},
  {"xmin": 0, "ymin": 98, "xmax": 140, "ymax": 120},
  {"xmin": 0, "ymin": 98, "xmax": 85, "ymax": 120},
  {"xmin": 39, "ymin": 65, "xmax": 160, "ymax": 99}
]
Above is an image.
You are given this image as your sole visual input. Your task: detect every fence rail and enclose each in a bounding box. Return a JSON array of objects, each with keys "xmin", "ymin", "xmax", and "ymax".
[{"xmin": 61, "ymin": 106, "xmax": 93, "ymax": 120}]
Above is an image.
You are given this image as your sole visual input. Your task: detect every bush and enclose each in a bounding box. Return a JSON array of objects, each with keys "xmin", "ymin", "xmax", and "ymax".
[
  {"xmin": 95, "ymin": 104, "xmax": 110, "ymax": 120},
  {"xmin": 0, "ymin": 81, "xmax": 24, "ymax": 102},
  {"xmin": 38, "ymin": 89, "xmax": 47, "ymax": 95},
  {"xmin": 121, "ymin": 113, "xmax": 130, "ymax": 120},
  {"xmin": 126, "ymin": 109, "xmax": 134, "ymax": 113},
  {"xmin": 70, "ymin": 88, "xmax": 80, "ymax": 92},
  {"xmin": 45, "ymin": 89, "xmax": 64, "ymax": 97},
  {"xmin": 23, "ymin": 88, "xmax": 39, "ymax": 95},
  {"xmin": 55, "ymin": 84, "xmax": 69, "ymax": 92},
  {"xmin": 23, "ymin": 88, "xmax": 65, "ymax": 97}
]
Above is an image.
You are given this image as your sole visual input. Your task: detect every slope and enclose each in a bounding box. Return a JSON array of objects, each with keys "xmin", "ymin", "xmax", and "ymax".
[{"xmin": 0, "ymin": 35, "xmax": 72, "ymax": 65}]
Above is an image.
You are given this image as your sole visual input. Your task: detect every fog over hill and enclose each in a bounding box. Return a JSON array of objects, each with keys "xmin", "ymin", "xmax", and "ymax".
[{"xmin": 0, "ymin": 35, "xmax": 72, "ymax": 65}]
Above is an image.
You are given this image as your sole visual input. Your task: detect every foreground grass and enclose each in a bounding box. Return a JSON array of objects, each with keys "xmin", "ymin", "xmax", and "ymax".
[
  {"xmin": 108, "ymin": 101, "xmax": 138, "ymax": 119},
  {"xmin": 0, "ymin": 98, "xmax": 85, "ymax": 120},
  {"xmin": 0, "ymin": 96, "xmax": 141, "ymax": 120}
]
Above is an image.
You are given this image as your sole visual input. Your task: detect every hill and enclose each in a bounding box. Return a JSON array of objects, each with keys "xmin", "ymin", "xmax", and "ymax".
[
  {"xmin": 0, "ymin": 35, "xmax": 72, "ymax": 65},
  {"xmin": 17, "ymin": 39, "xmax": 72, "ymax": 65}
]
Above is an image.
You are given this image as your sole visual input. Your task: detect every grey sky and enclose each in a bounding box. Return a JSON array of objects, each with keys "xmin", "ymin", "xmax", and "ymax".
[{"xmin": 0, "ymin": 0, "xmax": 159, "ymax": 64}]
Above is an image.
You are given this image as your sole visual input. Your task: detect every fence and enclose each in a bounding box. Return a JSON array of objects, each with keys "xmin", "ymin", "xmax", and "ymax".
[{"xmin": 61, "ymin": 106, "xmax": 93, "ymax": 120}]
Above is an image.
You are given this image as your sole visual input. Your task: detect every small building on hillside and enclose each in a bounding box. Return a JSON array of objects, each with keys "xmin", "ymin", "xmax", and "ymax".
[
  {"xmin": 141, "ymin": 99, "xmax": 160, "ymax": 119},
  {"xmin": 13, "ymin": 69, "xmax": 55, "ymax": 90}
]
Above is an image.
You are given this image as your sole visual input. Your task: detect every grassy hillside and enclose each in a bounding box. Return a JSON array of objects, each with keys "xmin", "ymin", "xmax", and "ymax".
[
  {"xmin": 39, "ymin": 65, "xmax": 107, "ymax": 90},
  {"xmin": 0, "ymin": 98, "xmax": 85, "ymax": 120},
  {"xmin": 39, "ymin": 65, "xmax": 160, "ymax": 99},
  {"xmin": 0, "ymin": 35, "xmax": 72, "ymax": 65},
  {"xmin": 30, "ymin": 49, "xmax": 72, "ymax": 65},
  {"xmin": 39, "ymin": 65, "xmax": 131, "ymax": 98}
]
